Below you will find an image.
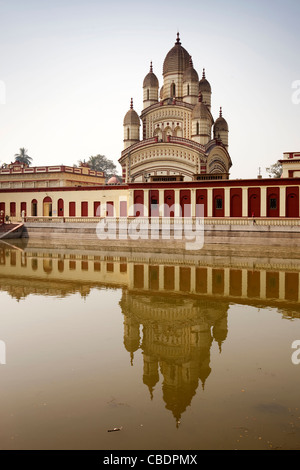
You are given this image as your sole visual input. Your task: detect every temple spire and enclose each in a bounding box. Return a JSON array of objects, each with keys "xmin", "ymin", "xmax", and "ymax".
[
  {"xmin": 130, "ymin": 98, "xmax": 133, "ymax": 109},
  {"xmin": 202, "ymin": 68, "xmax": 206, "ymax": 79},
  {"xmin": 176, "ymin": 32, "xmax": 181, "ymax": 45},
  {"xmin": 150, "ymin": 61, "xmax": 153, "ymax": 73}
]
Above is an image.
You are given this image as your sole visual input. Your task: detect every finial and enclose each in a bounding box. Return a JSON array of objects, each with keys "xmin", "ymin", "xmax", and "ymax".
[
  {"xmin": 202, "ymin": 68, "xmax": 206, "ymax": 79},
  {"xmin": 150, "ymin": 61, "xmax": 153, "ymax": 73},
  {"xmin": 176, "ymin": 32, "xmax": 181, "ymax": 45},
  {"xmin": 219, "ymin": 106, "xmax": 222, "ymax": 117},
  {"xmin": 130, "ymin": 98, "xmax": 133, "ymax": 109}
]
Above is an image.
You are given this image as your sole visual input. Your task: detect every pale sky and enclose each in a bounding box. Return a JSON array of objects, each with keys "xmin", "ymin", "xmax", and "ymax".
[{"xmin": 0, "ymin": 0, "xmax": 299, "ymax": 179}]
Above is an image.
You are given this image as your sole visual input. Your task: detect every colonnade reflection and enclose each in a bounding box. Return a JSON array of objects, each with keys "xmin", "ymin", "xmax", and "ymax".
[
  {"xmin": 1, "ymin": 245, "xmax": 300, "ymax": 307},
  {"xmin": 1, "ymin": 243, "xmax": 300, "ymax": 424}
]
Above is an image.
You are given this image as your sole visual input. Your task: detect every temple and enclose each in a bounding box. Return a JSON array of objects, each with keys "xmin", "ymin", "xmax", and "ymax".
[
  {"xmin": 0, "ymin": 33, "xmax": 300, "ymax": 221},
  {"xmin": 120, "ymin": 33, "xmax": 231, "ymax": 183}
]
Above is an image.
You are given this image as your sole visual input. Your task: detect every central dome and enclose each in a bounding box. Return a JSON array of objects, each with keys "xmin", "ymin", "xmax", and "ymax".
[{"xmin": 163, "ymin": 33, "xmax": 191, "ymax": 75}]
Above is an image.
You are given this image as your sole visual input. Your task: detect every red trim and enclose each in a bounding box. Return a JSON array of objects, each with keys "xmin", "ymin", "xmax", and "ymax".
[
  {"xmin": 0, "ymin": 184, "xmax": 129, "ymax": 193},
  {"xmin": 129, "ymin": 178, "xmax": 300, "ymax": 189},
  {"xmin": 286, "ymin": 187, "xmax": 299, "ymax": 217},
  {"xmin": 133, "ymin": 190, "xmax": 144, "ymax": 216},
  {"xmin": 267, "ymin": 187, "xmax": 280, "ymax": 217},
  {"xmin": 81, "ymin": 201, "xmax": 88, "ymax": 217},
  {"xmin": 196, "ymin": 189, "xmax": 207, "ymax": 217},
  {"xmin": 248, "ymin": 187, "xmax": 261, "ymax": 217},
  {"xmin": 230, "ymin": 188, "xmax": 242, "ymax": 217},
  {"xmin": 213, "ymin": 188, "xmax": 224, "ymax": 217},
  {"xmin": 2, "ymin": 178, "xmax": 300, "ymax": 194}
]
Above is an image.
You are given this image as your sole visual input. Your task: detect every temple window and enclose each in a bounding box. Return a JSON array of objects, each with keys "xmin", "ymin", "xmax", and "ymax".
[{"xmin": 216, "ymin": 198, "xmax": 223, "ymax": 209}]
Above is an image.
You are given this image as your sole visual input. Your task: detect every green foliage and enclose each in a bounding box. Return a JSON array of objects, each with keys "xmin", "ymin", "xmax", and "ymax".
[
  {"xmin": 266, "ymin": 161, "xmax": 283, "ymax": 178},
  {"xmin": 79, "ymin": 154, "xmax": 118, "ymax": 178},
  {"xmin": 14, "ymin": 148, "xmax": 32, "ymax": 166}
]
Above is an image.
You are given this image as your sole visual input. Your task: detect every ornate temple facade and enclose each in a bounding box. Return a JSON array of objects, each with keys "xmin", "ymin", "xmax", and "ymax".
[
  {"xmin": 0, "ymin": 33, "xmax": 300, "ymax": 221},
  {"xmin": 119, "ymin": 34, "xmax": 232, "ymax": 184}
]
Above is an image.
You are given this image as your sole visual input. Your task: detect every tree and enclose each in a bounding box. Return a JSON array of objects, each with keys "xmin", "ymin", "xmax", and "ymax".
[
  {"xmin": 14, "ymin": 148, "xmax": 32, "ymax": 166},
  {"xmin": 266, "ymin": 161, "xmax": 282, "ymax": 178},
  {"xmin": 83, "ymin": 155, "xmax": 118, "ymax": 178}
]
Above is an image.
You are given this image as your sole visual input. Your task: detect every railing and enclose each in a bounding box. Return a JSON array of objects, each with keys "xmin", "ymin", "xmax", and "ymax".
[
  {"xmin": 23, "ymin": 216, "xmax": 300, "ymax": 227},
  {"xmin": 121, "ymin": 136, "xmax": 205, "ymax": 159},
  {"xmin": 0, "ymin": 165, "xmax": 104, "ymax": 177}
]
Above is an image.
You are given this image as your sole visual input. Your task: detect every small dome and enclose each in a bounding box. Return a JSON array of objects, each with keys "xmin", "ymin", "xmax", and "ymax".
[
  {"xmin": 183, "ymin": 57, "xmax": 199, "ymax": 83},
  {"xmin": 143, "ymin": 62, "xmax": 159, "ymax": 88},
  {"xmin": 214, "ymin": 107, "xmax": 228, "ymax": 131},
  {"xmin": 123, "ymin": 99, "xmax": 140, "ymax": 126},
  {"xmin": 107, "ymin": 176, "xmax": 119, "ymax": 185},
  {"xmin": 192, "ymin": 93, "xmax": 210, "ymax": 119},
  {"xmin": 163, "ymin": 33, "xmax": 191, "ymax": 75},
  {"xmin": 199, "ymin": 69, "xmax": 211, "ymax": 93}
]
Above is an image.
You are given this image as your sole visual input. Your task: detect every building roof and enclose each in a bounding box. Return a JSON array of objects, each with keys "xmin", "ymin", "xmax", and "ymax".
[
  {"xmin": 183, "ymin": 57, "xmax": 199, "ymax": 83},
  {"xmin": 192, "ymin": 93, "xmax": 210, "ymax": 119},
  {"xmin": 143, "ymin": 62, "xmax": 159, "ymax": 88},
  {"xmin": 199, "ymin": 69, "xmax": 211, "ymax": 93},
  {"xmin": 163, "ymin": 33, "xmax": 191, "ymax": 75},
  {"xmin": 214, "ymin": 108, "xmax": 228, "ymax": 131},
  {"xmin": 123, "ymin": 99, "xmax": 140, "ymax": 126}
]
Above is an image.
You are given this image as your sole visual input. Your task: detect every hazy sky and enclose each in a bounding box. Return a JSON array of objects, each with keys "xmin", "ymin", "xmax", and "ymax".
[{"xmin": 0, "ymin": 0, "xmax": 299, "ymax": 179}]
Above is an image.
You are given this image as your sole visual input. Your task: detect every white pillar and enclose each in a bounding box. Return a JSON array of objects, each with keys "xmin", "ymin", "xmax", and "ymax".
[
  {"xmin": 159, "ymin": 189, "xmax": 164, "ymax": 217},
  {"xmin": 144, "ymin": 264, "xmax": 149, "ymax": 290},
  {"xmin": 190, "ymin": 266, "xmax": 196, "ymax": 293},
  {"xmin": 242, "ymin": 187, "xmax": 248, "ymax": 217},
  {"xmin": 224, "ymin": 268, "xmax": 230, "ymax": 296},
  {"xmin": 128, "ymin": 190, "xmax": 134, "ymax": 216},
  {"xmin": 128, "ymin": 263, "xmax": 134, "ymax": 289},
  {"xmin": 242, "ymin": 269, "xmax": 247, "ymax": 297},
  {"xmin": 224, "ymin": 188, "xmax": 230, "ymax": 217},
  {"xmin": 207, "ymin": 188, "xmax": 213, "ymax": 217},
  {"xmin": 159, "ymin": 265, "xmax": 164, "ymax": 290},
  {"xmin": 207, "ymin": 267, "xmax": 213, "ymax": 295},
  {"xmin": 279, "ymin": 271, "xmax": 285, "ymax": 300},
  {"xmin": 260, "ymin": 187, "xmax": 267, "ymax": 217},
  {"xmin": 174, "ymin": 266, "xmax": 180, "ymax": 291},
  {"xmin": 279, "ymin": 187, "xmax": 286, "ymax": 217},
  {"xmin": 144, "ymin": 189, "xmax": 149, "ymax": 217},
  {"xmin": 76, "ymin": 201, "xmax": 81, "ymax": 218},
  {"xmin": 191, "ymin": 189, "xmax": 196, "ymax": 217},
  {"xmin": 175, "ymin": 190, "xmax": 180, "ymax": 217},
  {"xmin": 260, "ymin": 270, "xmax": 266, "ymax": 299}
]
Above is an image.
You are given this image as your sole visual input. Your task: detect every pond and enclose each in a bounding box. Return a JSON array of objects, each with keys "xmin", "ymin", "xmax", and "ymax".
[{"xmin": 0, "ymin": 240, "xmax": 300, "ymax": 450}]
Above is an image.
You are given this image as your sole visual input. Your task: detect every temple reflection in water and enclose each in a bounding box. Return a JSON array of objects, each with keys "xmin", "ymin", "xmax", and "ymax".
[{"xmin": 1, "ymin": 242, "xmax": 300, "ymax": 426}]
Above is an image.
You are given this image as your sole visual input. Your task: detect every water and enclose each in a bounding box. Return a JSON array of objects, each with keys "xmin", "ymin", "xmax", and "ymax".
[{"xmin": 0, "ymin": 240, "xmax": 300, "ymax": 450}]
